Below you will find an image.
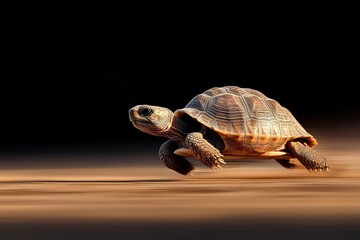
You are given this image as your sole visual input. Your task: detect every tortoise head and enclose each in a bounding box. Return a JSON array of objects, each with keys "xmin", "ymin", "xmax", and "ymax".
[{"xmin": 129, "ymin": 105, "xmax": 174, "ymax": 137}]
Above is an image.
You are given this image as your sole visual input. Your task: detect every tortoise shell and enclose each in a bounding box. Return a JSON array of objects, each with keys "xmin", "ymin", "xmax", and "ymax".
[{"xmin": 174, "ymin": 86, "xmax": 317, "ymax": 155}]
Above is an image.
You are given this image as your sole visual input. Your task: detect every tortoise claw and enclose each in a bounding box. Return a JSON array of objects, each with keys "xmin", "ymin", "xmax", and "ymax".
[{"xmin": 202, "ymin": 156, "xmax": 226, "ymax": 170}]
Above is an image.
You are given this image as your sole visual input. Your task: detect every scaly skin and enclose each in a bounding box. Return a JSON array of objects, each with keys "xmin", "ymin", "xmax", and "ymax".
[
  {"xmin": 159, "ymin": 140, "xmax": 194, "ymax": 175},
  {"xmin": 287, "ymin": 141, "xmax": 330, "ymax": 172},
  {"xmin": 185, "ymin": 132, "xmax": 226, "ymax": 169}
]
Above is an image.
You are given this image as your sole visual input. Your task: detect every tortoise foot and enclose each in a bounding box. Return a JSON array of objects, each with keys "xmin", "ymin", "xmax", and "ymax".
[
  {"xmin": 287, "ymin": 141, "xmax": 330, "ymax": 173},
  {"xmin": 202, "ymin": 154, "xmax": 226, "ymax": 170},
  {"xmin": 159, "ymin": 140, "xmax": 195, "ymax": 175}
]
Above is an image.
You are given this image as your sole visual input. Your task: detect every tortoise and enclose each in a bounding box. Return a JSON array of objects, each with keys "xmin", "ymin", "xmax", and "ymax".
[{"xmin": 128, "ymin": 86, "xmax": 330, "ymax": 175}]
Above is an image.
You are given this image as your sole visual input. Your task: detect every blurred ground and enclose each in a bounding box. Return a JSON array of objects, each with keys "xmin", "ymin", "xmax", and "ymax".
[{"xmin": 0, "ymin": 116, "xmax": 360, "ymax": 240}]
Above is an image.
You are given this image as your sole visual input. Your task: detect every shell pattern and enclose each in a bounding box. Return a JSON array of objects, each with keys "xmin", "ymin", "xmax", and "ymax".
[{"xmin": 174, "ymin": 86, "xmax": 317, "ymax": 155}]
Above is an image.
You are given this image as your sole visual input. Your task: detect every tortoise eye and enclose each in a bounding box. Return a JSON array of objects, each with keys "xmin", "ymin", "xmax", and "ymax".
[{"xmin": 139, "ymin": 107, "xmax": 153, "ymax": 117}]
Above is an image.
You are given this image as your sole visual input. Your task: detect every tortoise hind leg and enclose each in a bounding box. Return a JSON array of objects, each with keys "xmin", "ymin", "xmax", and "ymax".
[
  {"xmin": 287, "ymin": 141, "xmax": 330, "ymax": 172},
  {"xmin": 159, "ymin": 140, "xmax": 194, "ymax": 175}
]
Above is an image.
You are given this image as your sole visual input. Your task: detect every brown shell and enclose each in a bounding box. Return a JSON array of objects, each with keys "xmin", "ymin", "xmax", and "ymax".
[{"xmin": 174, "ymin": 86, "xmax": 317, "ymax": 155}]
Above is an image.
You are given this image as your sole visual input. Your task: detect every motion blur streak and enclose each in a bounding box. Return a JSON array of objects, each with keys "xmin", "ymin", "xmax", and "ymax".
[{"xmin": 0, "ymin": 119, "xmax": 360, "ymax": 240}]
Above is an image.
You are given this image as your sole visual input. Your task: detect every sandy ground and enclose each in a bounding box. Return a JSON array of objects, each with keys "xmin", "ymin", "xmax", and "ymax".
[{"xmin": 1, "ymin": 120, "xmax": 360, "ymax": 240}]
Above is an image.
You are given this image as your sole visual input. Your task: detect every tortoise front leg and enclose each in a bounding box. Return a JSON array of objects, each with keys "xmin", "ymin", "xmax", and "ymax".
[
  {"xmin": 185, "ymin": 132, "xmax": 226, "ymax": 169},
  {"xmin": 287, "ymin": 141, "xmax": 330, "ymax": 172},
  {"xmin": 159, "ymin": 140, "xmax": 194, "ymax": 175}
]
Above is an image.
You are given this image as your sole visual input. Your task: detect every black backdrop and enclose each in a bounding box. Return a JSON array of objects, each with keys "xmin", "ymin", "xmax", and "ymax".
[{"xmin": 1, "ymin": 1, "xmax": 359, "ymax": 146}]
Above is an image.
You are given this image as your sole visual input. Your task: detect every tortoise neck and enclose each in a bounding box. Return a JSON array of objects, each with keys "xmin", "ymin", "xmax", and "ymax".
[{"xmin": 165, "ymin": 116, "xmax": 199, "ymax": 142}]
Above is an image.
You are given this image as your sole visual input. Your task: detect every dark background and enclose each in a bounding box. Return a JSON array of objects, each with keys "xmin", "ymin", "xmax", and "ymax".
[
  {"xmin": 1, "ymin": 1, "xmax": 359, "ymax": 147},
  {"xmin": 1, "ymin": 3, "xmax": 360, "ymax": 240}
]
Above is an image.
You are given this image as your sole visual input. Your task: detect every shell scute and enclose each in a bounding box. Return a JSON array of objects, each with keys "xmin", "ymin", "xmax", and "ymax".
[{"xmin": 243, "ymin": 95, "xmax": 273, "ymax": 119}]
